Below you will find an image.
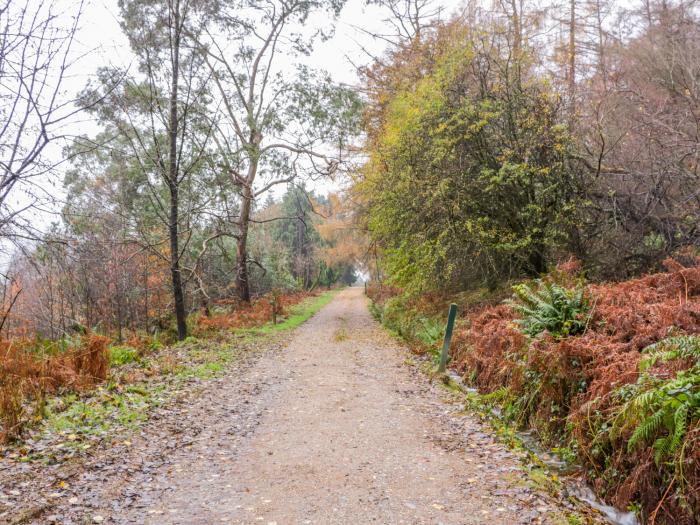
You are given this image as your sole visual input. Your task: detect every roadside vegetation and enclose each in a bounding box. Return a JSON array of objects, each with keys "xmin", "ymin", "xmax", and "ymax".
[
  {"xmin": 368, "ymin": 262, "xmax": 700, "ymax": 524},
  {"xmin": 357, "ymin": 1, "xmax": 700, "ymax": 524},
  {"xmin": 1, "ymin": 290, "xmax": 339, "ymax": 455}
]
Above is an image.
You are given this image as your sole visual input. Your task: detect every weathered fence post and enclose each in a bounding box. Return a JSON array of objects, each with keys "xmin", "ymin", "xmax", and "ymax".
[{"xmin": 437, "ymin": 303, "xmax": 458, "ymax": 373}]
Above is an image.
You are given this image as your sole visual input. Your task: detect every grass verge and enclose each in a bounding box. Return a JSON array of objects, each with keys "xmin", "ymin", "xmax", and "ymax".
[{"xmin": 237, "ymin": 289, "xmax": 339, "ymax": 335}]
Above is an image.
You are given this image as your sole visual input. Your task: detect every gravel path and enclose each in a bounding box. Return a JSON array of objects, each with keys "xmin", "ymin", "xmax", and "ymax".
[
  {"xmin": 4, "ymin": 287, "xmax": 590, "ymax": 525},
  {"xmin": 114, "ymin": 288, "xmax": 566, "ymax": 524}
]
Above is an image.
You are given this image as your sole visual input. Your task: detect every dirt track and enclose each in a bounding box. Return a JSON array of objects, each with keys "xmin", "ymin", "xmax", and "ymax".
[
  {"xmin": 5, "ymin": 287, "xmax": 583, "ymax": 524},
  {"xmin": 116, "ymin": 287, "xmax": 567, "ymax": 524}
]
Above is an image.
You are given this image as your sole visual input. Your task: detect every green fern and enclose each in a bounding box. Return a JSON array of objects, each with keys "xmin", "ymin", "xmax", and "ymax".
[
  {"xmin": 613, "ymin": 336, "xmax": 700, "ymax": 466},
  {"xmin": 416, "ymin": 317, "xmax": 443, "ymax": 346},
  {"xmin": 652, "ymin": 403, "xmax": 689, "ymax": 464},
  {"xmin": 482, "ymin": 386, "xmax": 512, "ymax": 403},
  {"xmin": 626, "ymin": 408, "xmax": 662, "ymax": 451},
  {"xmin": 507, "ymin": 280, "xmax": 589, "ymax": 339},
  {"xmin": 640, "ymin": 336, "xmax": 700, "ymax": 372}
]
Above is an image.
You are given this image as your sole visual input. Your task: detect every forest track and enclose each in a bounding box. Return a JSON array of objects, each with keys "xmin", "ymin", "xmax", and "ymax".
[{"xmin": 3, "ymin": 288, "xmax": 598, "ymax": 525}]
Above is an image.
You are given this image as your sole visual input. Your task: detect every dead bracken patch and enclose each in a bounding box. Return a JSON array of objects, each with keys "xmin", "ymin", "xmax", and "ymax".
[
  {"xmin": 195, "ymin": 291, "xmax": 312, "ymax": 333},
  {"xmin": 369, "ymin": 259, "xmax": 700, "ymax": 524},
  {"xmin": 0, "ymin": 334, "xmax": 109, "ymax": 443}
]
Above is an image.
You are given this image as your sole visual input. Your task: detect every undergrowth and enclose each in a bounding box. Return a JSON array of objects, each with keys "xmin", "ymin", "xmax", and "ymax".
[
  {"xmin": 1, "ymin": 289, "xmax": 336, "ymax": 450},
  {"xmin": 507, "ymin": 279, "xmax": 589, "ymax": 339},
  {"xmin": 368, "ymin": 259, "xmax": 700, "ymax": 524},
  {"xmin": 614, "ymin": 336, "xmax": 700, "ymax": 465},
  {"xmin": 373, "ymin": 293, "xmax": 445, "ymax": 357}
]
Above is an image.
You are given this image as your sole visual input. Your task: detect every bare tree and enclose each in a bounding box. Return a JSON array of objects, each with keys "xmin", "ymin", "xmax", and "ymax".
[
  {"xmin": 574, "ymin": 0, "xmax": 700, "ymax": 276},
  {"xmin": 365, "ymin": 0, "xmax": 443, "ymax": 43},
  {"xmin": 0, "ymin": 0, "xmax": 84, "ymax": 241}
]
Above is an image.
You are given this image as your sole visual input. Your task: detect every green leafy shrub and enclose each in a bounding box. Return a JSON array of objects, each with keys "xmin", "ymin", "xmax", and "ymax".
[
  {"xmin": 380, "ymin": 296, "xmax": 417, "ymax": 340},
  {"xmin": 362, "ymin": 25, "xmax": 579, "ymax": 293},
  {"xmin": 508, "ymin": 280, "xmax": 589, "ymax": 339},
  {"xmin": 415, "ymin": 318, "xmax": 443, "ymax": 347},
  {"xmin": 380, "ymin": 296, "xmax": 444, "ymax": 351},
  {"xmin": 613, "ymin": 336, "xmax": 700, "ymax": 466},
  {"xmin": 109, "ymin": 345, "xmax": 139, "ymax": 366}
]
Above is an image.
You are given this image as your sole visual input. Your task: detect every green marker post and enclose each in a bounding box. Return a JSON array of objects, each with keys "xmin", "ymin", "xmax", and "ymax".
[{"xmin": 437, "ymin": 303, "xmax": 458, "ymax": 373}]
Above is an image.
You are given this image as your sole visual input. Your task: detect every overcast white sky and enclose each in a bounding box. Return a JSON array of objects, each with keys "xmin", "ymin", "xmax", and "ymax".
[
  {"xmin": 63, "ymin": 0, "xmax": 467, "ymax": 141},
  {"xmin": 71, "ymin": 0, "xmax": 467, "ymax": 88}
]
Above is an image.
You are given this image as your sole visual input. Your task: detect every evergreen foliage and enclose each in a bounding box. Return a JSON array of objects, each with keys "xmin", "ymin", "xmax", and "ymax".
[
  {"xmin": 614, "ymin": 336, "xmax": 700, "ymax": 466},
  {"xmin": 508, "ymin": 281, "xmax": 589, "ymax": 339},
  {"xmin": 361, "ymin": 24, "xmax": 580, "ymax": 293}
]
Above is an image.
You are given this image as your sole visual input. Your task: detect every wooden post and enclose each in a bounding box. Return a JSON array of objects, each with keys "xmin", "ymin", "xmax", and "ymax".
[
  {"xmin": 437, "ymin": 303, "xmax": 458, "ymax": 374},
  {"xmin": 271, "ymin": 292, "xmax": 279, "ymax": 325}
]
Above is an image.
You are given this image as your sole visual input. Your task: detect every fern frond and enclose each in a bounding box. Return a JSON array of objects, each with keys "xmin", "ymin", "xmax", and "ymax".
[
  {"xmin": 641, "ymin": 336, "xmax": 700, "ymax": 372},
  {"xmin": 667, "ymin": 403, "xmax": 689, "ymax": 457},
  {"xmin": 653, "ymin": 435, "xmax": 673, "ymax": 465},
  {"xmin": 628, "ymin": 408, "xmax": 664, "ymax": 452},
  {"xmin": 631, "ymin": 390, "xmax": 659, "ymax": 412}
]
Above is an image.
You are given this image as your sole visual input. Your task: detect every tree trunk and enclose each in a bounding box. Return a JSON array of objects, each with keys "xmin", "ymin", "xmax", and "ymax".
[
  {"xmin": 116, "ymin": 282, "xmax": 123, "ymax": 343},
  {"xmin": 169, "ymin": 185, "xmax": 187, "ymax": 340},
  {"xmin": 167, "ymin": 0, "xmax": 187, "ymax": 340},
  {"xmin": 143, "ymin": 263, "xmax": 149, "ymax": 331},
  {"xmin": 235, "ymin": 182, "xmax": 253, "ymax": 303},
  {"xmin": 568, "ymin": 0, "xmax": 576, "ymax": 118}
]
